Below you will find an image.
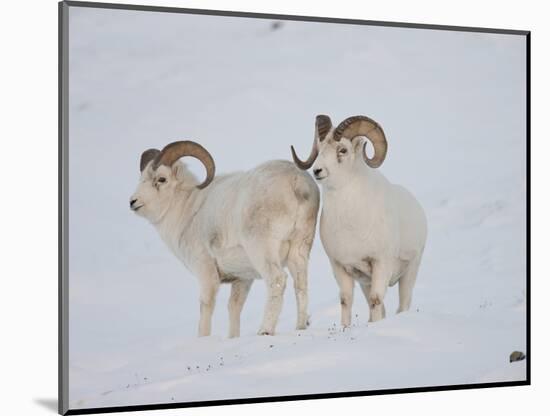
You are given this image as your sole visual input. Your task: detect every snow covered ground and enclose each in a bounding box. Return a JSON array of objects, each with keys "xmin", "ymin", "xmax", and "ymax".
[{"xmin": 67, "ymin": 6, "xmax": 527, "ymax": 411}]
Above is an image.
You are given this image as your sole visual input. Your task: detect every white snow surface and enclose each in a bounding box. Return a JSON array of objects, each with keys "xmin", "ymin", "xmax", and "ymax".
[{"xmin": 67, "ymin": 6, "xmax": 527, "ymax": 410}]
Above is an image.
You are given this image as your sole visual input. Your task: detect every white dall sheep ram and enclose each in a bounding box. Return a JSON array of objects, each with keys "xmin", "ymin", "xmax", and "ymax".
[
  {"xmin": 130, "ymin": 141, "xmax": 319, "ymax": 337},
  {"xmin": 291, "ymin": 115, "xmax": 427, "ymax": 324}
]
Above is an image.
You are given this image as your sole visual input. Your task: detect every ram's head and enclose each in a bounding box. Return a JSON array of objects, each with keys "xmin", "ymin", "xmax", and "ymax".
[
  {"xmin": 129, "ymin": 141, "xmax": 215, "ymax": 222},
  {"xmin": 291, "ymin": 115, "xmax": 388, "ymax": 185}
]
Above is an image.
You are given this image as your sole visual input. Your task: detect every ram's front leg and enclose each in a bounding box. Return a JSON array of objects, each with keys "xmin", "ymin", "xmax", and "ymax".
[
  {"xmin": 368, "ymin": 261, "xmax": 391, "ymax": 322},
  {"xmin": 197, "ymin": 265, "xmax": 220, "ymax": 337},
  {"xmin": 330, "ymin": 259, "xmax": 355, "ymax": 328}
]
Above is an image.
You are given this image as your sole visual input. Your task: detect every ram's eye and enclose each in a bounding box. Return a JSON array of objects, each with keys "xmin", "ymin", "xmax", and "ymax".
[
  {"xmin": 338, "ymin": 148, "xmax": 348, "ymax": 155},
  {"xmin": 157, "ymin": 177, "xmax": 166, "ymax": 183}
]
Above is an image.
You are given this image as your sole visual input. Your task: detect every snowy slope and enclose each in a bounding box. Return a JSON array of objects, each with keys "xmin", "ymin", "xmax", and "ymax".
[{"xmin": 67, "ymin": 6, "xmax": 527, "ymax": 410}]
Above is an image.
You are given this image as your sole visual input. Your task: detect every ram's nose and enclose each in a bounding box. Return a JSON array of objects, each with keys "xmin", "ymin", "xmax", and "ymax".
[{"xmin": 130, "ymin": 198, "xmax": 138, "ymax": 208}]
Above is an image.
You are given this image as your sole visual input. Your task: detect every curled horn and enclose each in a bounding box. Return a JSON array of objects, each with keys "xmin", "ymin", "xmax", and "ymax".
[
  {"xmin": 332, "ymin": 115, "xmax": 388, "ymax": 168},
  {"xmin": 291, "ymin": 115, "xmax": 332, "ymax": 170},
  {"xmin": 140, "ymin": 148, "xmax": 161, "ymax": 172},
  {"xmin": 316, "ymin": 114, "xmax": 332, "ymax": 142},
  {"xmin": 152, "ymin": 140, "xmax": 216, "ymax": 189}
]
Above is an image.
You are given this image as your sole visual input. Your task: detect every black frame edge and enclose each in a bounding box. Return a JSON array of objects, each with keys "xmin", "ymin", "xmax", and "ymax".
[
  {"xmin": 63, "ymin": 0, "xmax": 529, "ymax": 35},
  {"xmin": 58, "ymin": 2, "xmax": 61, "ymax": 412},
  {"xmin": 66, "ymin": 380, "xmax": 530, "ymax": 415},
  {"xmin": 525, "ymin": 31, "xmax": 531, "ymax": 384},
  {"xmin": 59, "ymin": 1, "xmax": 70, "ymax": 415}
]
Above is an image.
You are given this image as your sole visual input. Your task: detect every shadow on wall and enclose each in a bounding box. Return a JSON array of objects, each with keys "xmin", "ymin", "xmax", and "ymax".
[{"xmin": 34, "ymin": 398, "xmax": 58, "ymax": 413}]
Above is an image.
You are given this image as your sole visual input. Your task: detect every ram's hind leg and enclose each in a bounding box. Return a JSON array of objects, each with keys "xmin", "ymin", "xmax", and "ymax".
[
  {"xmin": 228, "ymin": 279, "xmax": 253, "ymax": 338},
  {"xmin": 287, "ymin": 175, "xmax": 318, "ymax": 330},
  {"xmin": 244, "ymin": 239, "xmax": 288, "ymax": 336},
  {"xmin": 287, "ymin": 237, "xmax": 313, "ymax": 330},
  {"xmin": 397, "ymin": 257, "xmax": 421, "ymax": 313}
]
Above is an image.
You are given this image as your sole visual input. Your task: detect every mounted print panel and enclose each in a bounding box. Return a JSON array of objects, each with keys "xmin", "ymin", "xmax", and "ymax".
[{"xmin": 59, "ymin": 1, "xmax": 529, "ymax": 414}]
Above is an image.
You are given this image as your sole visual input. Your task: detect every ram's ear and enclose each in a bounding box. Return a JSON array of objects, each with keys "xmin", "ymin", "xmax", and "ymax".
[{"xmin": 171, "ymin": 161, "xmax": 183, "ymax": 179}]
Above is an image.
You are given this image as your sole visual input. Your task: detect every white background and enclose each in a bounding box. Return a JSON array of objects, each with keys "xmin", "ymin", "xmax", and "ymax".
[{"xmin": 0, "ymin": 0, "xmax": 546, "ymax": 415}]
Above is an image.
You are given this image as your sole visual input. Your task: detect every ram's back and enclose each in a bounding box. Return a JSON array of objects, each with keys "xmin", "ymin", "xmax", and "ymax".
[
  {"xmin": 237, "ymin": 160, "xmax": 318, "ymax": 238},
  {"xmin": 199, "ymin": 160, "xmax": 319, "ymax": 250}
]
